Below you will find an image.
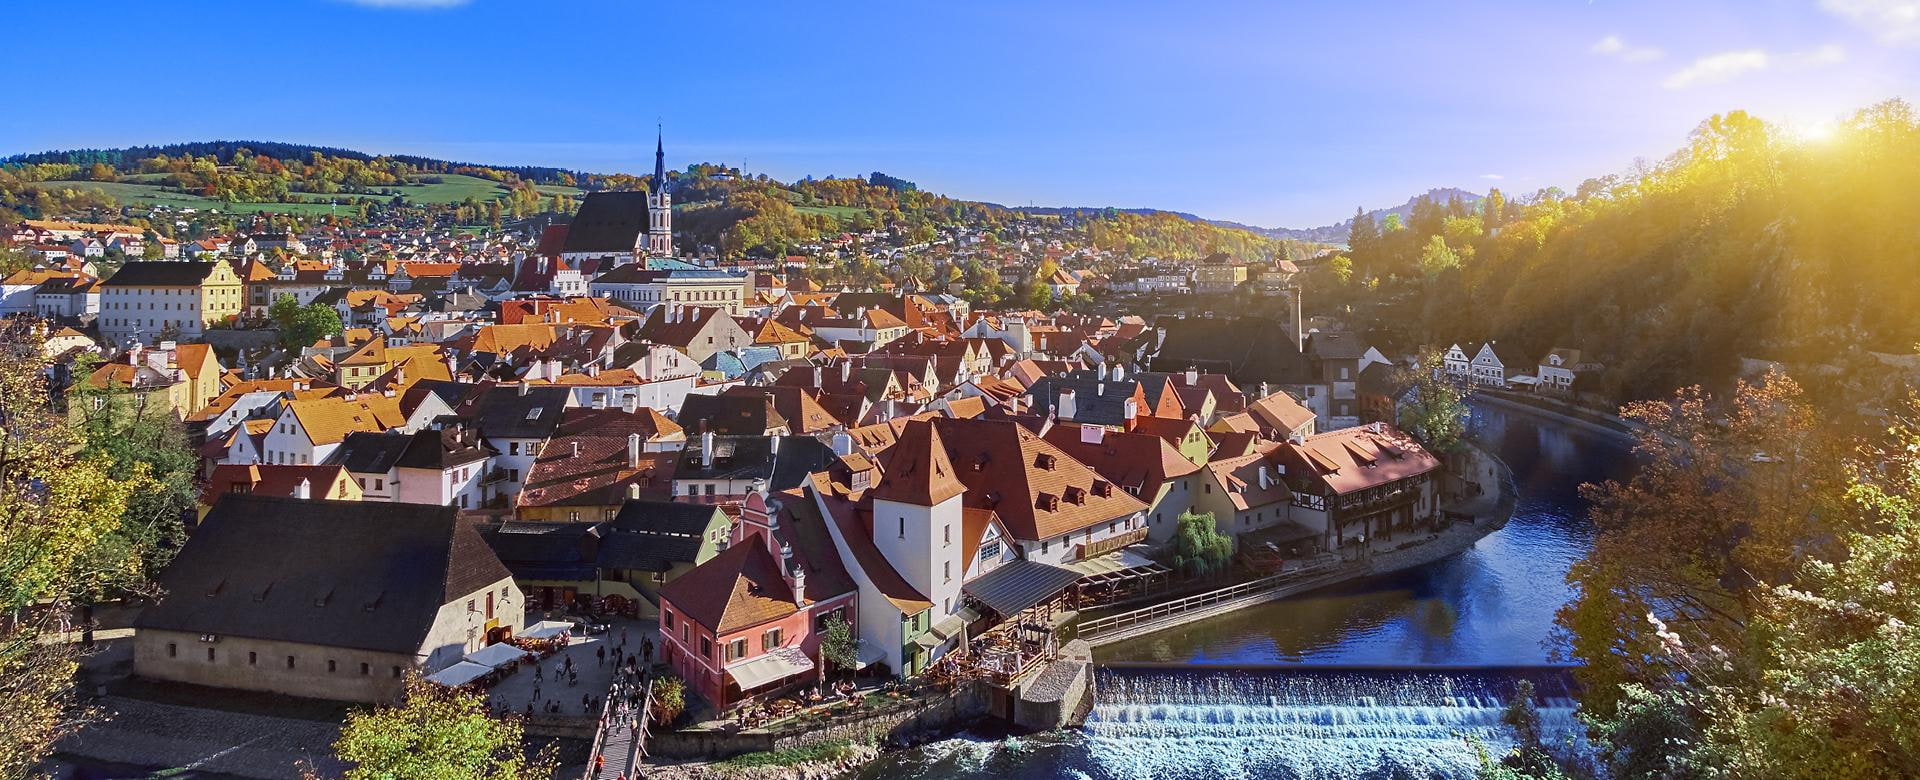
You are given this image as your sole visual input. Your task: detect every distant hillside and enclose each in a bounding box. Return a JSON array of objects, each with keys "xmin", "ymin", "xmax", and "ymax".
[
  {"xmin": 1237, "ymin": 188, "xmax": 1484, "ymax": 245},
  {"xmin": 2, "ymin": 140, "xmax": 584, "ymax": 186}
]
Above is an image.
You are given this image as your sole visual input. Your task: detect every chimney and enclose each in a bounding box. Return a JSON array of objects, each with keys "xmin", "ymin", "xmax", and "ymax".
[
  {"xmin": 295, "ymin": 478, "xmax": 311, "ymax": 500},
  {"xmin": 831, "ymin": 431, "xmax": 854, "ymax": 457},
  {"xmin": 1056, "ymin": 388, "xmax": 1077, "ymax": 421},
  {"xmin": 790, "ymin": 563, "xmax": 806, "ymax": 608},
  {"xmin": 701, "ymin": 431, "xmax": 715, "ymax": 468},
  {"xmin": 840, "ymin": 360, "xmax": 851, "ymax": 383},
  {"xmin": 627, "ymin": 482, "xmax": 641, "ymax": 500},
  {"xmin": 627, "ymin": 432, "xmax": 641, "ymax": 467},
  {"xmin": 1185, "ymin": 367, "xmax": 1198, "ymax": 386},
  {"xmin": 1258, "ymin": 465, "xmax": 1271, "ymax": 491},
  {"xmin": 621, "ymin": 394, "xmax": 637, "ymax": 413},
  {"xmin": 1079, "ymin": 424, "xmax": 1104, "ymax": 445},
  {"xmin": 518, "ymin": 380, "xmax": 530, "ymax": 397},
  {"xmin": 1260, "ymin": 382, "xmax": 1271, "ymax": 398},
  {"xmin": 1097, "ymin": 382, "xmax": 1106, "ymax": 397},
  {"xmin": 1124, "ymin": 398, "xmax": 1138, "ymax": 423},
  {"xmin": 571, "ymin": 441, "xmax": 581, "ymax": 457}
]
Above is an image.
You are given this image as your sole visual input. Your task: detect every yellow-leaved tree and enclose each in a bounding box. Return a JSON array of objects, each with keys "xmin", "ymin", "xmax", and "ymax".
[{"xmin": 0, "ymin": 328, "xmax": 137, "ymax": 775}]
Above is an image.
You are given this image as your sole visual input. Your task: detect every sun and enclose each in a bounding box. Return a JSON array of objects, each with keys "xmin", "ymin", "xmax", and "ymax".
[{"xmin": 1786, "ymin": 119, "xmax": 1839, "ymax": 145}]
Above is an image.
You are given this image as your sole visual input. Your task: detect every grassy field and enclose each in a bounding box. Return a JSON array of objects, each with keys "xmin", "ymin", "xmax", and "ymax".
[{"xmin": 45, "ymin": 173, "xmax": 583, "ymax": 216}]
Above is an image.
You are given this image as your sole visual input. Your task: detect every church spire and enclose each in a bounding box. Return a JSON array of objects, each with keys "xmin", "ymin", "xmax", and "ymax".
[{"xmin": 652, "ymin": 125, "xmax": 667, "ymax": 195}]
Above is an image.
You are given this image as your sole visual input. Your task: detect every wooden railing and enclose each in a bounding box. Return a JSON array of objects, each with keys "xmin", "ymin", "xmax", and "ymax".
[
  {"xmin": 1077, "ymin": 561, "xmax": 1338, "ymax": 642},
  {"xmin": 1076, "ymin": 528, "xmax": 1149, "ymax": 560}
]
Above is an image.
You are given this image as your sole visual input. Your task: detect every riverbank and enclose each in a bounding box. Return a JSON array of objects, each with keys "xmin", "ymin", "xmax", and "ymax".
[
  {"xmin": 1472, "ymin": 390, "xmax": 1638, "ymax": 445},
  {"xmin": 1077, "ymin": 443, "xmax": 1517, "ymax": 648}
]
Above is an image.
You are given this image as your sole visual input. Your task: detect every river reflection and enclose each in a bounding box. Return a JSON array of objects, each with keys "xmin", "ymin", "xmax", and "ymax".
[
  {"xmin": 1097, "ymin": 402, "xmax": 1632, "ymax": 667},
  {"xmin": 854, "ymin": 403, "xmax": 1636, "ymax": 779}
]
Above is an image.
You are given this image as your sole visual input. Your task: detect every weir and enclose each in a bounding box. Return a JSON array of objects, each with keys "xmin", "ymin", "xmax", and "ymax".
[{"xmin": 1077, "ymin": 665, "xmax": 1583, "ymax": 779}]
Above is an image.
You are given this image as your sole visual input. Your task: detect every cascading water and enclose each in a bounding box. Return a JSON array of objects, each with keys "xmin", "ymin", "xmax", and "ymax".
[{"xmin": 1079, "ymin": 667, "xmax": 1582, "ymax": 779}]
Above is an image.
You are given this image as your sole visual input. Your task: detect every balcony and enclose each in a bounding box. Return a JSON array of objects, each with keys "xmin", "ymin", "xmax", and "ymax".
[{"xmin": 1075, "ymin": 527, "xmax": 1149, "ymax": 560}]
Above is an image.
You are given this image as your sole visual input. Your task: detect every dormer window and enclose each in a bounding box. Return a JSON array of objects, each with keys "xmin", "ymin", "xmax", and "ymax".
[{"xmin": 1034, "ymin": 453, "xmax": 1055, "ymax": 471}]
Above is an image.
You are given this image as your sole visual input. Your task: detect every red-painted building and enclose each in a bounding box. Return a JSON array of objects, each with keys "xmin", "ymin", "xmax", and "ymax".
[{"xmin": 658, "ymin": 492, "xmax": 857, "ymax": 710}]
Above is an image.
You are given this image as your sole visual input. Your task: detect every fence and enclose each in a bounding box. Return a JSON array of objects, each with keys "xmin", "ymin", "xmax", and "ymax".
[{"xmin": 1077, "ymin": 561, "xmax": 1342, "ymax": 644}]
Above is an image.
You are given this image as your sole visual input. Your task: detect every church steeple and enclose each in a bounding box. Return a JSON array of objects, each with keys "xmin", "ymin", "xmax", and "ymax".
[
  {"xmin": 652, "ymin": 126, "xmax": 667, "ymax": 195},
  {"xmin": 645, "ymin": 126, "xmax": 673, "ymax": 259}
]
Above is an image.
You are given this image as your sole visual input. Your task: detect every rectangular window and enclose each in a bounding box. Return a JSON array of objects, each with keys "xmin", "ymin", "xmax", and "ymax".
[
  {"xmin": 207, "ymin": 647, "xmax": 216, "ymax": 662},
  {"xmin": 943, "ymin": 524, "xmax": 951, "ymax": 546},
  {"xmin": 393, "ymin": 666, "xmax": 402, "ymax": 678},
  {"xmin": 361, "ymin": 662, "xmax": 370, "ymax": 675},
  {"xmin": 287, "ymin": 655, "xmax": 296, "ymax": 669},
  {"xmin": 700, "ymin": 636, "xmax": 712, "ymax": 659},
  {"xmin": 729, "ymin": 638, "xmax": 748, "ymax": 661},
  {"xmin": 762, "ymin": 628, "xmax": 782, "ymax": 651},
  {"xmin": 944, "ymin": 561, "xmax": 952, "ymax": 582},
  {"xmin": 328, "ymin": 659, "xmax": 337, "ymax": 673},
  {"xmin": 249, "ymin": 651, "xmax": 257, "ymax": 665},
  {"xmin": 663, "ymin": 610, "xmax": 674, "ymax": 629}
]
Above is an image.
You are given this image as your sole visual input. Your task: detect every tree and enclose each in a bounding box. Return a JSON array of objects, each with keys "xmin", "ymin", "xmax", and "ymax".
[
  {"xmin": 0, "ymin": 331, "xmax": 140, "ymax": 775},
  {"xmin": 1561, "ymin": 371, "xmax": 1840, "ymax": 714},
  {"xmin": 323, "ymin": 677, "xmax": 554, "ymax": 780},
  {"xmin": 271, "ymin": 293, "xmax": 343, "ymax": 349},
  {"xmin": 649, "ymin": 675, "xmax": 687, "ymax": 726},
  {"xmin": 1026, "ymin": 282, "xmax": 1053, "ymax": 312},
  {"xmin": 69, "ymin": 354, "xmax": 196, "ymax": 607},
  {"xmin": 818, "ymin": 613, "xmax": 859, "ymax": 682},
  {"xmin": 1419, "ymin": 235, "xmax": 1461, "ymax": 278},
  {"xmin": 1168, "ymin": 510, "xmax": 1234, "ymax": 579},
  {"xmin": 1346, "ymin": 207, "xmax": 1378, "ymax": 253},
  {"xmin": 1396, "ymin": 350, "xmax": 1468, "ymax": 453}
]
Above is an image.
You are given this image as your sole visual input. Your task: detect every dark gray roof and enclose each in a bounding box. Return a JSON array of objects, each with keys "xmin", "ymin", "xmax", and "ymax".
[
  {"xmin": 326, "ymin": 432, "xmax": 414, "ymax": 474},
  {"xmin": 963, "ymin": 559, "xmax": 1082, "ymax": 617},
  {"xmin": 600, "ymin": 500, "xmax": 726, "ymax": 572},
  {"xmin": 394, "ymin": 428, "xmax": 492, "ymax": 470},
  {"xmin": 561, "ymin": 192, "xmax": 653, "ymax": 254},
  {"xmin": 677, "ymin": 394, "xmax": 787, "ymax": 435},
  {"xmin": 671, "ymin": 435, "xmax": 836, "ymax": 490},
  {"xmin": 468, "ymin": 384, "xmax": 572, "ymax": 439},
  {"xmin": 135, "ymin": 495, "xmax": 513, "ymax": 654},
  {"xmin": 102, "ymin": 261, "xmax": 221, "ymax": 287},
  {"xmin": 1151, "ymin": 316, "xmax": 1313, "ymax": 385},
  {"xmin": 478, "ymin": 522, "xmax": 600, "ymax": 582},
  {"xmin": 1025, "ymin": 376, "xmax": 1141, "ymax": 426}
]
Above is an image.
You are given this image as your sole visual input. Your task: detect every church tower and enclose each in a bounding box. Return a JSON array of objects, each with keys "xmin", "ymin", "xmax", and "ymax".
[{"xmin": 646, "ymin": 128, "xmax": 673, "ymax": 258}]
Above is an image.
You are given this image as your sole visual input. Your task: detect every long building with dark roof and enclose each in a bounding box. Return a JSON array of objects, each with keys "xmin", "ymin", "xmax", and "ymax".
[{"xmin": 133, "ymin": 495, "xmax": 521, "ymax": 702}]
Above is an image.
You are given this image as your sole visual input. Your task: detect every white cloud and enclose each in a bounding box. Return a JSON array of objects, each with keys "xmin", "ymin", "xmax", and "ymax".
[
  {"xmin": 1479, "ymin": 173, "xmax": 1504, "ymax": 180},
  {"xmin": 1590, "ymin": 34, "xmax": 1664, "ymax": 63},
  {"xmin": 1662, "ymin": 49, "xmax": 1770, "ymax": 89},
  {"xmin": 1791, "ymin": 43, "xmax": 1849, "ymax": 66},
  {"xmin": 336, "ymin": 0, "xmax": 470, "ymax": 8},
  {"xmin": 1820, "ymin": 0, "xmax": 1920, "ymax": 45}
]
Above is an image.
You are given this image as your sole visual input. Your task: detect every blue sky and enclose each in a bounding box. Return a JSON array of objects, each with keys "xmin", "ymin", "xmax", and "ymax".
[{"xmin": 4, "ymin": 0, "xmax": 1915, "ymax": 227}]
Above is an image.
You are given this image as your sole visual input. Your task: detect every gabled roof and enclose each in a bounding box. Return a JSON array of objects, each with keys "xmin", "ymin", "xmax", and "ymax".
[
  {"xmin": 285, "ymin": 394, "xmax": 407, "ymax": 445},
  {"xmin": 326, "ymin": 432, "xmax": 416, "ymax": 474},
  {"xmin": 135, "ymin": 495, "xmax": 512, "ymax": 654},
  {"xmin": 678, "ymin": 393, "xmax": 788, "ymax": 435},
  {"xmin": 658, "ymin": 540, "xmax": 798, "ymax": 634},
  {"xmin": 466, "ymin": 383, "xmax": 572, "ymax": 440},
  {"xmin": 601, "ymin": 499, "xmax": 728, "ymax": 572},
  {"xmin": 872, "ymin": 419, "xmax": 966, "ymax": 506}
]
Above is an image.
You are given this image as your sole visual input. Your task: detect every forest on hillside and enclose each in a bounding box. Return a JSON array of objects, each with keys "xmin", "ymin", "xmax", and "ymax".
[{"xmin": 1318, "ymin": 99, "xmax": 1920, "ymax": 405}]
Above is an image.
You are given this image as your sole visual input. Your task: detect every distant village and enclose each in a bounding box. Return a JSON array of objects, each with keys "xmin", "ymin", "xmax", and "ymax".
[{"xmin": 2, "ymin": 140, "xmax": 1593, "ymax": 773}]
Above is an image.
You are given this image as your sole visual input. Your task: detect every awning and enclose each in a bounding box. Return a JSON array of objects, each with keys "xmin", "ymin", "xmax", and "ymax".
[
  {"xmin": 465, "ymin": 642, "xmax": 531, "ymax": 668},
  {"xmin": 930, "ymin": 613, "xmax": 966, "ymax": 641},
  {"xmin": 963, "ymin": 559, "xmax": 1083, "ymax": 616},
  {"xmin": 1067, "ymin": 547, "xmax": 1159, "ymax": 576},
  {"xmin": 521, "ymin": 620, "xmax": 573, "ymax": 640},
  {"xmin": 912, "ymin": 632, "xmax": 942, "ymax": 651},
  {"xmin": 853, "ymin": 639, "xmax": 887, "ymax": 670},
  {"xmin": 425, "ymin": 660, "xmax": 491, "ymax": 687},
  {"xmin": 725, "ymin": 647, "xmax": 815, "ymax": 690}
]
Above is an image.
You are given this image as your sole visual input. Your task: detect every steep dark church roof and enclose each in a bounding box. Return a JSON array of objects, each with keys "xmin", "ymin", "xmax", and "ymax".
[{"xmin": 560, "ymin": 191, "xmax": 654, "ymax": 254}]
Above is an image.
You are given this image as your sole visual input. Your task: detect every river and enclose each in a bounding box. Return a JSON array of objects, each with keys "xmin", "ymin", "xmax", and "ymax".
[{"xmin": 855, "ymin": 402, "xmax": 1633, "ymax": 779}]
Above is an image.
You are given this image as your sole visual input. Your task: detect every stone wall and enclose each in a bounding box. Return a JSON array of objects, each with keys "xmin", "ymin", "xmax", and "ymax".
[
  {"xmin": 647, "ymin": 680, "xmax": 991, "ymax": 761},
  {"xmin": 134, "ymin": 628, "xmax": 411, "ymax": 703}
]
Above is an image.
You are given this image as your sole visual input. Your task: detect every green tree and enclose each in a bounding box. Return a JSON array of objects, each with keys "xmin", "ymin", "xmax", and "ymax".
[
  {"xmin": 324, "ymin": 678, "xmax": 554, "ymax": 780},
  {"xmin": 1395, "ymin": 350, "xmax": 1468, "ymax": 453},
  {"xmin": 0, "ymin": 331, "xmax": 140, "ymax": 775},
  {"xmin": 271, "ymin": 294, "xmax": 343, "ymax": 349},
  {"xmin": 818, "ymin": 613, "xmax": 859, "ymax": 682},
  {"xmin": 1419, "ymin": 234, "xmax": 1461, "ymax": 278},
  {"xmin": 69, "ymin": 354, "xmax": 196, "ymax": 606},
  {"xmin": 650, "ymin": 675, "xmax": 687, "ymax": 726},
  {"xmin": 1168, "ymin": 510, "xmax": 1234, "ymax": 579}
]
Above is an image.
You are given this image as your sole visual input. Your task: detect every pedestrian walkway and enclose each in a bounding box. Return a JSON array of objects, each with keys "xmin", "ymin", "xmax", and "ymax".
[{"xmin": 486, "ymin": 618, "xmax": 651, "ymax": 720}]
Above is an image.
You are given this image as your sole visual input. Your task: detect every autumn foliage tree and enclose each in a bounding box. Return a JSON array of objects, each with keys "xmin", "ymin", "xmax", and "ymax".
[
  {"xmin": 0, "ymin": 331, "xmax": 138, "ymax": 775},
  {"xmin": 319, "ymin": 677, "xmax": 554, "ymax": 780}
]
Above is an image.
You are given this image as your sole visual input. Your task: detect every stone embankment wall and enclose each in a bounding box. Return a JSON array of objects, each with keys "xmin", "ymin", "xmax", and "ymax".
[{"xmin": 648, "ymin": 680, "xmax": 990, "ymax": 761}]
